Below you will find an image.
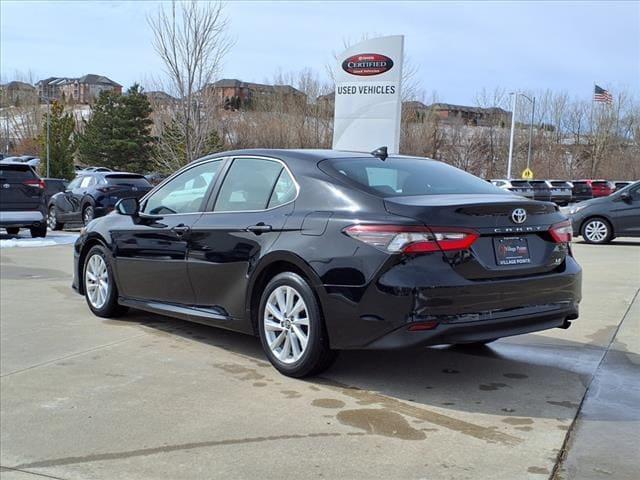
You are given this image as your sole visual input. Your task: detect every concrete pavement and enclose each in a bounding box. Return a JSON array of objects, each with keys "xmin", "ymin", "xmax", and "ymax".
[{"xmin": 1, "ymin": 239, "xmax": 638, "ymax": 479}]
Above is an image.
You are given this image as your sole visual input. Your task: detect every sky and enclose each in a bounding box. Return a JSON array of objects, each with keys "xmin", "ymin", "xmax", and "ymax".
[{"xmin": 1, "ymin": 1, "xmax": 639, "ymax": 105}]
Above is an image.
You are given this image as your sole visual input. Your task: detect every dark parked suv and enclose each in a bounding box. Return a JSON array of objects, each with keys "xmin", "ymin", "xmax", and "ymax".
[
  {"xmin": 571, "ymin": 180, "xmax": 593, "ymax": 203},
  {"xmin": 0, "ymin": 163, "xmax": 47, "ymax": 237},
  {"xmin": 72, "ymin": 149, "xmax": 581, "ymax": 377},
  {"xmin": 48, "ymin": 172, "xmax": 152, "ymax": 229}
]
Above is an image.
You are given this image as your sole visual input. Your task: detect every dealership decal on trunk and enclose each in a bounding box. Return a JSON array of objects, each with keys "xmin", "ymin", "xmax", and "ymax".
[{"xmin": 342, "ymin": 53, "xmax": 394, "ymax": 76}]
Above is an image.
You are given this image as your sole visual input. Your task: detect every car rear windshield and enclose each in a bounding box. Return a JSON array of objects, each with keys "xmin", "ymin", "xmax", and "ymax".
[
  {"xmin": 592, "ymin": 181, "xmax": 609, "ymax": 186},
  {"xmin": 105, "ymin": 174, "xmax": 151, "ymax": 187},
  {"xmin": 510, "ymin": 181, "xmax": 531, "ymax": 187},
  {"xmin": 0, "ymin": 164, "xmax": 36, "ymax": 181},
  {"xmin": 529, "ymin": 181, "xmax": 549, "ymax": 186},
  {"xmin": 550, "ymin": 181, "xmax": 570, "ymax": 186},
  {"xmin": 319, "ymin": 157, "xmax": 505, "ymax": 197}
]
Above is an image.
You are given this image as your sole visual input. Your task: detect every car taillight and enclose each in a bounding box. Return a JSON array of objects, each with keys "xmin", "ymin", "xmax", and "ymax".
[
  {"xmin": 23, "ymin": 179, "xmax": 45, "ymax": 189},
  {"xmin": 549, "ymin": 220, "xmax": 573, "ymax": 243},
  {"xmin": 343, "ymin": 225, "xmax": 479, "ymax": 254},
  {"xmin": 97, "ymin": 186, "xmax": 116, "ymax": 193}
]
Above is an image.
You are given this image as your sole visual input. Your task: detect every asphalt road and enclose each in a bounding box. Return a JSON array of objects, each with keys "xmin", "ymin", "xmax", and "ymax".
[{"xmin": 0, "ymin": 238, "xmax": 638, "ymax": 480}]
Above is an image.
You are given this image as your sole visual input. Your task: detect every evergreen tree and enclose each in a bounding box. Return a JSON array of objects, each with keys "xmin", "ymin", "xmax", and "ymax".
[
  {"xmin": 39, "ymin": 101, "xmax": 75, "ymax": 179},
  {"xmin": 77, "ymin": 84, "xmax": 154, "ymax": 172}
]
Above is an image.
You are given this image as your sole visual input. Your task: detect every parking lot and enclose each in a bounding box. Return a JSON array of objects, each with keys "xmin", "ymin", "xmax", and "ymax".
[{"xmin": 0, "ymin": 237, "xmax": 638, "ymax": 480}]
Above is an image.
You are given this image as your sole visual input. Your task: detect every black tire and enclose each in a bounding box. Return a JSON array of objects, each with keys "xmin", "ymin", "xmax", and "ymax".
[
  {"xmin": 258, "ymin": 272, "xmax": 337, "ymax": 378},
  {"xmin": 82, "ymin": 245, "xmax": 128, "ymax": 318},
  {"xmin": 82, "ymin": 204, "xmax": 95, "ymax": 226},
  {"xmin": 5, "ymin": 227, "xmax": 19, "ymax": 235},
  {"xmin": 30, "ymin": 224, "xmax": 47, "ymax": 238},
  {"xmin": 581, "ymin": 217, "xmax": 612, "ymax": 244},
  {"xmin": 48, "ymin": 206, "xmax": 64, "ymax": 231}
]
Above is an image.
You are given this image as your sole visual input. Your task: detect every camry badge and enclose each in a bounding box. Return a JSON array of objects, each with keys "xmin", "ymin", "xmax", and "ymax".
[{"xmin": 511, "ymin": 208, "xmax": 527, "ymax": 224}]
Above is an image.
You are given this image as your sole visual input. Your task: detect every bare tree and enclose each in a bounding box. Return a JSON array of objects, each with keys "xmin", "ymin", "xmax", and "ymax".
[{"xmin": 148, "ymin": 0, "xmax": 233, "ymax": 169}]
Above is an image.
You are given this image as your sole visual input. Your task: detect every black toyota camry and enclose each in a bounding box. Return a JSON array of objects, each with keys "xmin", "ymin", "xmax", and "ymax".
[{"xmin": 72, "ymin": 149, "xmax": 582, "ymax": 377}]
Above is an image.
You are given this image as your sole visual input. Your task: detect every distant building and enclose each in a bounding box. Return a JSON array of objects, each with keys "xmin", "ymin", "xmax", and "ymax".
[
  {"xmin": 205, "ymin": 79, "xmax": 306, "ymax": 110},
  {"xmin": 428, "ymin": 103, "xmax": 511, "ymax": 127},
  {"xmin": 0, "ymin": 81, "xmax": 38, "ymax": 106},
  {"xmin": 36, "ymin": 74, "xmax": 122, "ymax": 104}
]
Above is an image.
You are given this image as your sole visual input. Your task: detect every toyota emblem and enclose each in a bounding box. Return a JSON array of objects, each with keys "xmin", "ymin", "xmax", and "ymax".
[{"xmin": 511, "ymin": 208, "xmax": 527, "ymax": 224}]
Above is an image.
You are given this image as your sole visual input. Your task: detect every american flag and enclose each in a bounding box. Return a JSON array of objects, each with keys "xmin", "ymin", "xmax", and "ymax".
[{"xmin": 594, "ymin": 85, "xmax": 613, "ymax": 104}]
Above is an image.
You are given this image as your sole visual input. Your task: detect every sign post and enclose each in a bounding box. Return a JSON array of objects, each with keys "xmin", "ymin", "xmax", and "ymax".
[{"xmin": 332, "ymin": 35, "xmax": 404, "ymax": 153}]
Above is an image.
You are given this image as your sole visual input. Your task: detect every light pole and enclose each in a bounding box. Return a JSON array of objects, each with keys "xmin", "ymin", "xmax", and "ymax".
[
  {"xmin": 43, "ymin": 96, "xmax": 51, "ymax": 177},
  {"xmin": 520, "ymin": 94, "xmax": 536, "ymax": 170},
  {"xmin": 507, "ymin": 92, "xmax": 536, "ymax": 178},
  {"xmin": 507, "ymin": 92, "xmax": 517, "ymax": 179}
]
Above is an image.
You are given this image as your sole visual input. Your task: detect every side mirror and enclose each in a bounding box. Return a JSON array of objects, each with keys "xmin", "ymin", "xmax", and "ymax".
[
  {"xmin": 620, "ymin": 192, "xmax": 632, "ymax": 203},
  {"xmin": 115, "ymin": 197, "xmax": 139, "ymax": 216}
]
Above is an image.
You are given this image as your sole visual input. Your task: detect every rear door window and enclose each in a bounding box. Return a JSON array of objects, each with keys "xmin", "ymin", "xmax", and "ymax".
[{"xmin": 214, "ymin": 158, "xmax": 284, "ymax": 211}]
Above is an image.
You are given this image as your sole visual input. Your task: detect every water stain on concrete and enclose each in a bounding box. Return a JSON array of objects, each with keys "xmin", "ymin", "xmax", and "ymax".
[
  {"xmin": 311, "ymin": 398, "xmax": 345, "ymax": 409},
  {"xmin": 515, "ymin": 426, "xmax": 533, "ymax": 432},
  {"xmin": 501, "ymin": 408, "xmax": 516, "ymax": 413},
  {"xmin": 527, "ymin": 466, "xmax": 550, "ymax": 475},
  {"xmin": 281, "ymin": 390, "xmax": 302, "ymax": 399},
  {"xmin": 253, "ymin": 382, "xmax": 267, "ymax": 387},
  {"xmin": 309, "ymin": 385, "xmax": 321, "ymax": 391},
  {"xmin": 441, "ymin": 402, "xmax": 455, "ymax": 406},
  {"xmin": 547, "ymin": 400, "xmax": 579, "ymax": 409},
  {"xmin": 336, "ymin": 409, "xmax": 426, "ymax": 440},
  {"xmin": 1, "ymin": 264, "xmax": 68, "ymax": 281},
  {"xmin": 479, "ymin": 382, "xmax": 510, "ymax": 391},
  {"xmin": 319, "ymin": 380, "xmax": 522, "ymax": 446},
  {"xmin": 503, "ymin": 373, "xmax": 528, "ymax": 379},
  {"xmin": 502, "ymin": 417, "xmax": 534, "ymax": 426},
  {"xmin": 212, "ymin": 363, "xmax": 265, "ymax": 381},
  {"xmin": 557, "ymin": 425, "xmax": 570, "ymax": 431}
]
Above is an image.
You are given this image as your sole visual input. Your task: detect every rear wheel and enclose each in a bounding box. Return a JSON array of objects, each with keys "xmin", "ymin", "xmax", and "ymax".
[
  {"xmin": 582, "ymin": 217, "xmax": 612, "ymax": 244},
  {"xmin": 83, "ymin": 245, "xmax": 128, "ymax": 318},
  {"xmin": 258, "ymin": 272, "xmax": 337, "ymax": 378},
  {"xmin": 48, "ymin": 206, "xmax": 64, "ymax": 230},
  {"xmin": 5, "ymin": 227, "xmax": 19, "ymax": 235},
  {"xmin": 82, "ymin": 205, "xmax": 95, "ymax": 226},
  {"xmin": 30, "ymin": 224, "xmax": 47, "ymax": 238}
]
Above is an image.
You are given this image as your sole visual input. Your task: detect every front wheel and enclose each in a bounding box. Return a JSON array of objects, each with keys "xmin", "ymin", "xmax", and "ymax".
[
  {"xmin": 83, "ymin": 245, "xmax": 128, "ymax": 318},
  {"xmin": 582, "ymin": 218, "xmax": 612, "ymax": 244},
  {"xmin": 48, "ymin": 206, "xmax": 64, "ymax": 230},
  {"xmin": 82, "ymin": 205, "xmax": 95, "ymax": 226},
  {"xmin": 258, "ymin": 272, "xmax": 337, "ymax": 378}
]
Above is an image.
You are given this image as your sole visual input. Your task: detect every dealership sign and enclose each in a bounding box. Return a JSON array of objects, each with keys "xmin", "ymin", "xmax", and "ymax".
[{"xmin": 332, "ymin": 35, "xmax": 404, "ymax": 154}]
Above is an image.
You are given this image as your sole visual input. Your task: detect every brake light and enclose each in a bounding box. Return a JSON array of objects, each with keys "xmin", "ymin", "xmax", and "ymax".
[
  {"xmin": 23, "ymin": 179, "xmax": 45, "ymax": 189},
  {"xmin": 97, "ymin": 186, "xmax": 117, "ymax": 193},
  {"xmin": 343, "ymin": 225, "xmax": 479, "ymax": 254},
  {"xmin": 549, "ymin": 220, "xmax": 573, "ymax": 243}
]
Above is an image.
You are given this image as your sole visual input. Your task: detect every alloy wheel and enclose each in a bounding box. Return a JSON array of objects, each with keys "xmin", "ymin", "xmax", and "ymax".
[
  {"xmin": 584, "ymin": 220, "xmax": 608, "ymax": 243},
  {"xmin": 85, "ymin": 254, "xmax": 109, "ymax": 309},
  {"xmin": 263, "ymin": 285, "xmax": 310, "ymax": 364},
  {"xmin": 83, "ymin": 206, "xmax": 94, "ymax": 225},
  {"xmin": 47, "ymin": 208, "xmax": 56, "ymax": 230}
]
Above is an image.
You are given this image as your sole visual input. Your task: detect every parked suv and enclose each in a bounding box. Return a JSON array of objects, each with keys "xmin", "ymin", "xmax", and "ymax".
[
  {"xmin": 548, "ymin": 181, "xmax": 573, "ymax": 206},
  {"xmin": 571, "ymin": 180, "xmax": 593, "ymax": 203},
  {"xmin": 591, "ymin": 180, "xmax": 615, "ymax": 198},
  {"xmin": 490, "ymin": 179, "xmax": 534, "ymax": 199},
  {"xmin": 72, "ymin": 149, "xmax": 581, "ymax": 377},
  {"xmin": 48, "ymin": 172, "xmax": 152, "ymax": 229},
  {"xmin": 528, "ymin": 180, "xmax": 553, "ymax": 202},
  {"xmin": 0, "ymin": 162, "xmax": 47, "ymax": 237}
]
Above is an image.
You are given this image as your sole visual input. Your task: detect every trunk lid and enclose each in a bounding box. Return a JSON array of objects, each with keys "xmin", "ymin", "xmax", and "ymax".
[{"xmin": 384, "ymin": 194, "xmax": 568, "ymax": 280}]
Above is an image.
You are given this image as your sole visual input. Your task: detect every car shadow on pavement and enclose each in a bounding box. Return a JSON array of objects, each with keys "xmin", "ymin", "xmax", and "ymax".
[{"xmin": 109, "ymin": 309, "xmax": 638, "ymax": 425}]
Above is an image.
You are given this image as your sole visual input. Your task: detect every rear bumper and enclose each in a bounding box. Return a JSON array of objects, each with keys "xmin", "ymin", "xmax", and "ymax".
[
  {"xmin": 0, "ymin": 210, "xmax": 45, "ymax": 228},
  {"xmin": 322, "ymin": 255, "xmax": 582, "ymax": 349}
]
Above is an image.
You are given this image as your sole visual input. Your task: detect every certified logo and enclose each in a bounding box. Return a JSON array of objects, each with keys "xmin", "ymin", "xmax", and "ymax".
[
  {"xmin": 342, "ymin": 53, "xmax": 394, "ymax": 76},
  {"xmin": 511, "ymin": 208, "xmax": 527, "ymax": 224}
]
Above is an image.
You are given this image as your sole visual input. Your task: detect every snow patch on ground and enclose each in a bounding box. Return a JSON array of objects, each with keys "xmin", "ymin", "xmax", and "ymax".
[{"xmin": 0, "ymin": 232, "xmax": 79, "ymax": 248}]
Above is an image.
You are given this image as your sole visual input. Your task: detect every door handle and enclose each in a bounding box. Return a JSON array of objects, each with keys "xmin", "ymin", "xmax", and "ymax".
[
  {"xmin": 246, "ymin": 223, "xmax": 272, "ymax": 235},
  {"xmin": 171, "ymin": 224, "xmax": 191, "ymax": 236}
]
